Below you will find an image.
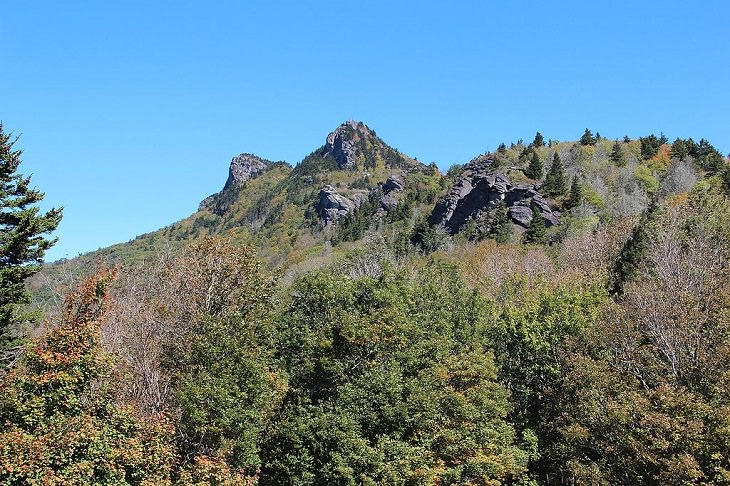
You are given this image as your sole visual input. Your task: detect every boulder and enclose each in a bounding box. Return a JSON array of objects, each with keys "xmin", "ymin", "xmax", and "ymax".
[
  {"xmin": 317, "ymin": 185, "xmax": 356, "ymax": 224},
  {"xmin": 383, "ymin": 175, "xmax": 405, "ymax": 193}
]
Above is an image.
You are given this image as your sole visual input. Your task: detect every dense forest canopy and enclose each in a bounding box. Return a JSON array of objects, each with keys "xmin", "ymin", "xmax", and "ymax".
[{"xmin": 3, "ymin": 122, "xmax": 730, "ymax": 484}]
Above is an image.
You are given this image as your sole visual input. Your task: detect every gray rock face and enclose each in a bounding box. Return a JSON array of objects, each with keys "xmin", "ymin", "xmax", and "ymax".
[
  {"xmin": 223, "ymin": 153, "xmax": 269, "ymax": 191},
  {"xmin": 383, "ymin": 174, "xmax": 405, "ymax": 193},
  {"xmin": 324, "ymin": 120, "xmax": 360, "ymax": 170},
  {"xmin": 317, "ymin": 185, "xmax": 356, "ymax": 224},
  {"xmin": 379, "ymin": 174, "xmax": 405, "ymax": 210},
  {"xmin": 429, "ymin": 158, "xmax": 560, "ymax": 234}
]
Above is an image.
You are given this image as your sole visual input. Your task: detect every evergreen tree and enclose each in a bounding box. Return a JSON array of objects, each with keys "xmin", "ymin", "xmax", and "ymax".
[
  {"xmin": 579, "ymin": 128, "xmax": 596, "ymax": 146},
  {"xmin": 532, "ymin": 131, "xmax": 545, "ymax": 147},
  {"xmin": 490, "ymin": 201, "xmax": 512, "ymax": 243},
  {"xmin": 670, "ymin": 138, "xmax": 689, "ymax": 161},
  {"xmin": 1, "ymin": 124, "xmax": 62, "ymax": 358},
  {"xmin": 566, "ymin": 176, "xmax": 584, "ymax": 210},
  {"xmin": 524, "ymin": 150, "xmax": 543, "ymax": 180},
  {"xmin": 610, "ymin": 140, "xmax": 626, "ymax": 167},
  {"xmin": 523, "ymin": 206, "xmax": 546, "ymax": 244},
  {"xmin": 543, "ymin": 152, "xmax": 567, "ymax": 196},
  {"xmin": 639, "ymin": 134, "xmax": 662, "ymax": 160}
]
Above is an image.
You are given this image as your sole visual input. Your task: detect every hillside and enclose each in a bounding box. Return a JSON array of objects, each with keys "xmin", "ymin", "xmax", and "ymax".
[
  {"xmin": 10, "ymin": 121, "xmax": 730, "ymax": 484},
  {"xmin": 34, "ymin": 124, "xmax": 723, "ymax": 280}
]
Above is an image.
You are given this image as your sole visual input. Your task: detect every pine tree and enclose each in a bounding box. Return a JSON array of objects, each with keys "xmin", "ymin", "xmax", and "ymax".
[
  {"xmin": 523, "ymin": 206, "xmax": 546, "ymax": 244},
  {"xmin": 489, "ymin": 201, "xmax": 512, "ymax": 243},
  {"xmin": 610, "ymin": 140, "xmax": 626, "ymax": 167},
  {"xmin": 524, "ymin": 150, "xmax": 543, "ymax": 180},
  {"xmin": 566, "ymin": 176, "xmax": 584, "ymax": 209},
  {"xmin": 532, "ymin": 131, "xmax": 545, "ymax": 147},
  {"xmin": 670, "ymin": 138, "xmax": 689, "ymax": 161},
  {"xmin": 579, "ymin": 128, "xmax": 596, "ymax": 146},
  {"xmin": 1, "ymin": 124, "xmax": 63, "ymax": 358},
  {"xmin": 543, "ymin": 152, "xmax": 567, "ymax": 196}
]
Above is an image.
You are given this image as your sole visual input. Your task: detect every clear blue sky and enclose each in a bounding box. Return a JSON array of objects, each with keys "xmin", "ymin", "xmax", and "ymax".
[{"xmin": 3, "ymin": 1, "xmax": 729, "ymax": 261}]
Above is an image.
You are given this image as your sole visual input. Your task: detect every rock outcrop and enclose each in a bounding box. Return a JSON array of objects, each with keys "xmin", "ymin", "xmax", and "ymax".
[
  {"xmin": 379, "ymin": 175, "xmax": 404, "ymax": 210},
  {"xmin": 324, "ymin": 121, "xmax": 360, "ymax": 170},
  {"xmin": 429, "ymin": 158, "xmax": 560, "ymax": 234},
  {"xmin": 223, "ymin": 153, "xmax": 270, "ymax": 191},
  {"xmin": 316, "ymin": 185, "xmax": 357, "ymax": 224}
]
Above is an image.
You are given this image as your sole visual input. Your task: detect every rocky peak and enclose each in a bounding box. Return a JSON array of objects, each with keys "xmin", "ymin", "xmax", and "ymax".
[
  {"xmin": 321, "ymin": 120, "xmax": 414, "ymax": 171},
  {"xmin": 223, "ymin": 153, "xmax": 270, "ymax": 191},
  {"xmin": 324, "ymin": 120, "xmax": 370, "ymax": 170}
]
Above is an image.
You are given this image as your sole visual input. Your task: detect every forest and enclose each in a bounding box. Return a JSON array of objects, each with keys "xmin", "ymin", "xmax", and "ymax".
[{"xmin": 2, "ymin": 121, "xmax": 730, "ymax": 485}]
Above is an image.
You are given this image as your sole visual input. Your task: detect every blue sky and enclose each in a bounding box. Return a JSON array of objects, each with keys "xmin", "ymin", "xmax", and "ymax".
[{"xmin": 3, "ymin": 1, "xmax": 729, "ymax": 261}]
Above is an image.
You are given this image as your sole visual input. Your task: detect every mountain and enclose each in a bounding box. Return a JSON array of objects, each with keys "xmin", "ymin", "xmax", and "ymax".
[
  {"xmin": 17, "ymin": 123, "xmax": 730, "ymax": 484},
  {"xmin": 33, "ymin": 124, "xmax": 726, "ymax": 284}
]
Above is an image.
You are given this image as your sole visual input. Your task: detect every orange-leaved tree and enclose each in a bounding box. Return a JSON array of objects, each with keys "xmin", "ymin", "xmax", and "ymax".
[{"xmin": 0, "ymin": 269, "xmax": 175, "ymax": 485}]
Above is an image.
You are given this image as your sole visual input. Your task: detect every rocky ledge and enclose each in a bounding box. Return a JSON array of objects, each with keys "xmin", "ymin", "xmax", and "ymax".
[
  {"xmin": 429, "ymin": 158, "xmax": 559, "ymax": 234},
  {"xmin": 316, "ymin": 185, "xmax": 357, "ymax": 224},
  {"xmin": 223, "ymin": 153, "xmax": 270, "ymax": 191}
]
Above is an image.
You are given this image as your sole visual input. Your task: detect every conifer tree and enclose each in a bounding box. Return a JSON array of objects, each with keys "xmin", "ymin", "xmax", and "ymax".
[
  {"xmin": 566, "ymin": 176, "xmax": 584, "ymax": 210},
  {"xmin": 524, "ymin": 150, "xmax": 543, "ymax": 180},
  {"xmin": 610, "ymin": 140, "xmax": 626, "ymax": 167},
  {"xmin": 532, "ymin": 131, "xmax": 545, "ymax": 147},
  {"xmin": 579, "ymin": 128, "xmax": 597, "ymax": 146},
  {"xmin": 1, "ymin": 124, "xmax": 62, "ymax": 358},
  {"xmin": 523, "ymin": 206, "xmax": 546, "ymax": 244},
  {"xmin": 543, "ymin": 152, "xmax": 567, "ymax": 196}
]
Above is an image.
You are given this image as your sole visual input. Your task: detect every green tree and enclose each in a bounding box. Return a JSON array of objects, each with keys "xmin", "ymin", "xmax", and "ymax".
[
  {"xmin": 0, "ymin": 124, "xmax": 62, "ymax": 358},
  {"xmin": 565, "ymin": 176, "xmax": 584, "ymax": 210},
  {"xmin": 543, "ymin": 152, "xmax": 567, "ymax": 197},
  {"xmin": 579, "ymin": 128, "xmax": 596, "ymax": 146},
  {"xmin": 670, "ymin": 137, "xmax": 689, "ymax": 161},
  {"xmin": 639, "ymin": 134, "xmax": 663, "ymax": 160},
  {"xmin": 490, "ymin": 201, "xmax": 512, "ymax": 243},
  {"xmin": 524, "ymin": 151, "xmax": 543, "ymax": 180},
  {"xmin": 165, "ymin": 238, "xmax": 282, "ymax": 477},
  {"xmin": 261, "ymin": 268, "xmax": 531, "ymax": 485},
  {"xmin": 532, "ymin": 131, "xmax": 545, "ymax": 147},
  {"xmin": 523, "ymin": 207, "xmax": 546, "ymax": 244},
  {"xmin": 0, "ymin": 270, "xmax": 174, "ymax": 484},
  {"xmin": 610, "ymin": 140, "xmax": 626, "ymax": 167}
]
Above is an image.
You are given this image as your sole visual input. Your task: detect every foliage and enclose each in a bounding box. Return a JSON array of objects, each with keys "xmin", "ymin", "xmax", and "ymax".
[
  {"xmin": 579, "ymin": 128, "xmax": 596, "ymax": 146},
  {"xmin": 639, "ymin": 134, "xmax": 663, "ymax": 160},
  {"xmin": 262, "ymin": 267, "xmax": 531, "ymax": 484},
  {"xmin": 532, "ymin": 131, "xmax": 545, "ymax": 147},
  {"xmin": 410, "ymin": 217, "xmax": 450, "ymax": 254},
  {"xmin": 543, "ymin": 152, "xmax": 567, "ymax": 197},
  {"xmin": 523, "ymin": 207, "xmax": 546, "ymax": 244},
  {"xmin": 565, "ymin": 177, "xmax": 584, "ymax": 210},
  {"xmin": 609, "ymin": 140, "xmax": 626, "ymax": 167},
  {"xmin": 159, "ymin": 238, "xmax": 283, "ymax": 474},
  {"xmin": 0, "ymin": 269, "xmax": 175, "ymax": 485},
  {"xmin": 524, "ymin": 150, "xmax": 543, "ymax": 180},
  {"xmin": 0, "ymin": 123, "xmax": 63, "ymax": 357}
]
